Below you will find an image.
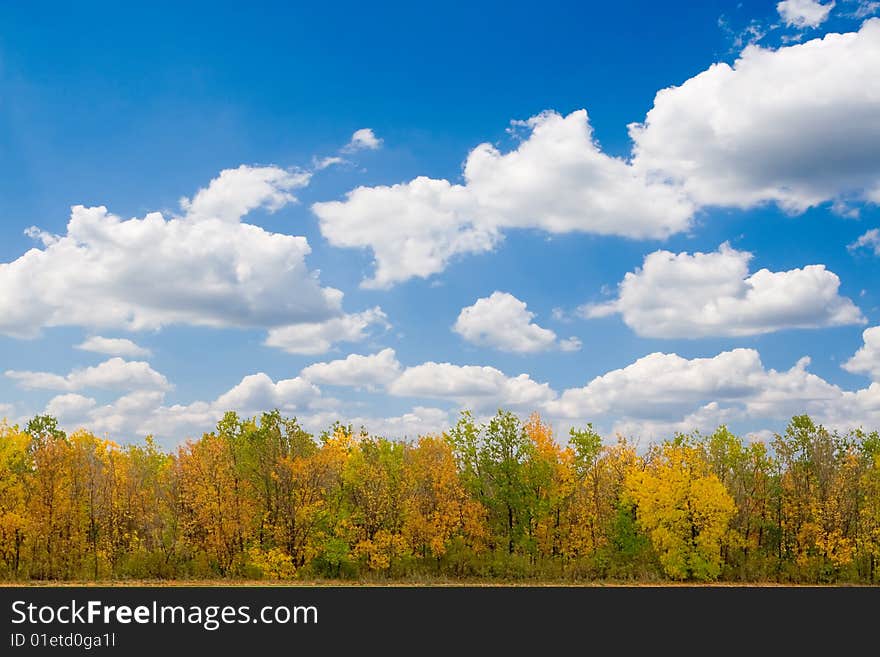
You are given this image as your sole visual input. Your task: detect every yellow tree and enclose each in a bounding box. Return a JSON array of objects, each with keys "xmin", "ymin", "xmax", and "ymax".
[
  {"xmin": 564, "ymin": 437, "xmax": 640, "ymax": 570},
  {"xmin": 804, "ymin": 446, "xmax": 860, "ymax": 574},
  {"xmin": 859, "ymin": 437, "xmax": 880, "ymax": 581},
  {"xmin": 67, "ymin": 430, "xmax": 117, "ymax": 579},
  {"xmin": 305, "ymin": 423, "xmax": 360, "ymax": 577},
  {"xmin": 0, "ymin": 423, "xmax": 30, "ymax": 578},
  {"xmin": 698, "ymin": 427, "xmax": 777, "ymax": 577},
  {"xmin": 25, "ymin": 418, "xmax": 75, "ymax": 579},
  {"xmin": 522, "ymin": 414, "xmax": 573, "ymax": 561},
  {"xmin": 343, "ymin": 437, "xmax": 408, "ymax": 572},
  {"xmin": 118, "ymin": 437, "xmax": 177, "ymax": 577},
  {"xmin": 402, "ymin": 435, "xmax": 486, "ymax": 565},
  {"xmin": 176, "ymin": 431, "xmax": 255, "ymax": 575},
  {"xmin": 625, "ymin": 439, "xmax": 735, "ymax": 581},
  {"xmin": 272, "ymin": 435, "xmax": 341, "ymax": 571},
  {"xmin": 773, "ymin": 416, "xmax": 861, "ymax": 580}
]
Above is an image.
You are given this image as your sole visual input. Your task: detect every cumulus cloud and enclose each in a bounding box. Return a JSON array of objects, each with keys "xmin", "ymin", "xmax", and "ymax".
[
  {"xmin": 558, "ymin": 338, "xmax": 582, "ymax": 352},
  {"xmin": 343, "ymin": 128, "xmax": 383, "ymax": 152},
  {"xmin": 631, "ymin": 19, "xmax": 880, "ymax": 212},
  {"xmin": 179, "ymin": 165, "xmax": 311, "ymax": 223},
  {"xmin": 45, "ymin": 371, "xmax": 325, "ymax": 443},
  {"xmin": 454, "ymin": 291, "xmax": 581, "ymax": 353},
  {"xmin": 849, "ymin": 228, "xmax": 880, "ymax": 255},
  {"xmin": 302, "ymin": 349, "xmax": 560, "ymax": 414},
  {"xmin": 299, "ymin": 349, "xmax": 561, "ymax": 414},
  {"xmin": 300, "ymin": 348, "xmax": 402, "ymax": 389},
  {"xmin": 843, "ymin": 326, "xmax": 880, "ymax": 379},
  {"xmin": 389, "ymin": 362, "xmax": 556, "ymax": 411},
  {"xmin": 264, "ymin": 307, "xmax": 389, "ymax": 355},
  {"xmin": 76, "ymin": 336, "xmax": 151, "ymax": 358},
  {"xmin": 211, "ymin": 373, "xmax": 320, "ymax": 413},
  {"xmin": 582, "ymin": 243, "xmax": 864, "ymax": 337},
  {"xmin": 302, "ymin": 406, "xmax": 450, "ymax": 439},
  {"xmin": 546, "ymin": 348, "xmax": 880, "ymax": 438},
  {"xmin": 28, "ymin": 345, "xmax": 880, "ymax": 445},
  {"xmin": 777, "ymin": 0, "xmax": 836, "ymax": 28},
  {"xmin": 312, "ymin": 23, "xmax": 880, "ymax": 288},
  {"xmin": 43, "ymin": 373, "xmax": 450, "ymax": 445},
  {"xmin": 314, "ymin": 177, "xmax": 495, "ymax": 289},
  {"xmin": 548, "ymin": 349, "xmax": 778, "ymax": 420},
  {"xmin": 6, "ymin": 358, "xmax": 171, "ymax": 392},
  {"xmin": 0, "ymin": 165, "xmax": 351, "ymax": 340},
  {"xmin": 45, "ymin": 394, "xmax": 97, "ymax": 421},
  {"xmin": 2, "ymin": 166, "xmax": 384, "ymax": 354},
  {"xmin": 609, "ymin": 402, "xmax": 740, "ymax": 443},
  {"xmin": 85, "ymin": 391, "xmax": 169, "ymax": 437},
  {"xmin": 313, "ymin": 110, "xmax": 694, "ymax": 288}
]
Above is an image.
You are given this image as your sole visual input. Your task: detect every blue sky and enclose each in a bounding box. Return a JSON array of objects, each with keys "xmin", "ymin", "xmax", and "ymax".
[{"xmin": 2, "ymin": 0, "xmax": 880, "ymax": 446}]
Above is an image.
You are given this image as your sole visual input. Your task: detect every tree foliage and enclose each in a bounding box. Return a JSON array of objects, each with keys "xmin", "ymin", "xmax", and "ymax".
[{"xmin": 0, "ymin": 409, "xmax": 879, "ymax": 582}]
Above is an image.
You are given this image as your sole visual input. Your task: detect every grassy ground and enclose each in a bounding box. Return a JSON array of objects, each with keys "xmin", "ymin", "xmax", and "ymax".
[{"xmin": 0, "ymin": 579, "xmax": 864, "ymax": 587}]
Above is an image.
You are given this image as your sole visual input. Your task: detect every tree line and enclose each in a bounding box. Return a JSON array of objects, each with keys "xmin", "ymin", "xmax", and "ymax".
[{"xmin": 0, "ymin": 409, "xmax": 879, "ymax": 583}]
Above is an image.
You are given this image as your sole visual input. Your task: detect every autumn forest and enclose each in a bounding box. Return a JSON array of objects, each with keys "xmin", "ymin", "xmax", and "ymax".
[{"xmin": 1, "ymin": 410, "xmax": 879, "ymax": 584}]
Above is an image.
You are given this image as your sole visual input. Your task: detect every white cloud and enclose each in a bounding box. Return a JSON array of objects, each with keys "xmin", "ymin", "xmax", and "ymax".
[
  {"xmin": 545, "ymin": 348, "xmax": 880, "ymax": 438},
  {"xmin": 343, "ymin": 128, "xmax": 383, "ymax": 152},
  {"xmin": 609, "ymin": 402, "xmax": 740, "ymax": 443},
  {"xmin": 849, "ymin": 228, "xmax": 880, "ymax": 255},
  {"xmin": 847, "ymin": 1, "xmax": 880, "ymax": 19},
  {"xmin": 179, "ymin": 164, "xmax": 310, "ymax": 223},
  {"xmin": 296, "ymin": 347, "xmax": 564, "ymax": 414},
  {"xmin": 211, "ymin": 373, "xmax": 320, "ymax": 413},
  {"xmin": 313, "ymin": 129, "xmax": 382, "ymax": 170},
  {"xmin": 389, "ymin": 361, "xmax": 556, "ymax": 411},
  {"xmin": 454, "ymin": 294, "xmax": 550, "ymax": 355},
  {"xmin": 313, "ymin": 110, "xmax": 694, "ymax": 288},
  {"xmin": 314, "ymin": 156, "xmax": 347, "ymax": 170},
  {"xmin": 264, "ymin": 307, "xmax": 389, "ymax": 355},
  {"xmin": 0, "ymin": 166, "xmax": 359, "ymax": 344},
  {"xmin": 29, "ymin": 344, "xmax": 880, "ymax": 445},
  {"xmin": 631, "ymin": 19, "xmax": 880, "ymax": 211},
  {"xmin": 76, "ymin": 336, "xmax": 151, "ymax": 358},
  {"xmin": 45, "ymin": 394, "xmax": 97, "ymax": 422},
  {"xmin": 298, "ymin": 347, "xmax": 561, "ymax": 413},
  {"xmin": 6, "ymin": 358, "xmax": 171, "ymax": 392},
  {"xmin": 300, "ymin": 348, "xmax": 402, "ymax": 389},
  {"xmin": 824, "ymin": 382, "xmax": 880, "ymax": 426},
  {"xmin": 777, "ymin": 0, "xmax": 836, "ymax": 28},
  {"xmin": 310, "ymin": 23, "xmax": 880, "ymax": 289},
  {"xmin": 314, "ymin": 177, "xmax": 496, "ymax": 289},
  {"xmin": 548, "ymin": 349, "xmax": 775, "ymax": 420},
  {"xmin": 302, "ymin": 406, "xmax": 450, "ymax": 439},
  {"xmin": 87, "ymin": 390, "xmax": 172, "ymax": 437},
  {"xmin": 43, "ymin": 375, "xmax": 448, "ymax": 444},
  {"xmin": 843, "ymin": 326, "xmax": 880, "ymax": 379},
  {"xmin": 583, "ymin": 243, "xmax": 864, "ymax": 337},
  {"xmin": 454, "ymin": 291, "xmax": 581, "ymax": 353},
  {"xmin": 303, "ymin": 347, "xmax": 880, "ymax": 439},
  {"xmin": 48, "ymin": 371, "xmax": 325, "ymax": 443},
  {"xmin": 559, "ymin": 337, "xmax": 583, "ymax": 352},
  {"xmin": 831, "ymin": 200, "xmax": 861, "ymax": 218},
  {"xmin": 7, "ymin": 164, "xmax": 386, "ymax": 351},
  {"xmin": 462, "ymin": 111, "xmax": 693, "ymax": 237},
  {"xmin": 23, "ymin": 226, "xmax": 59, "ymax": 247}
]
